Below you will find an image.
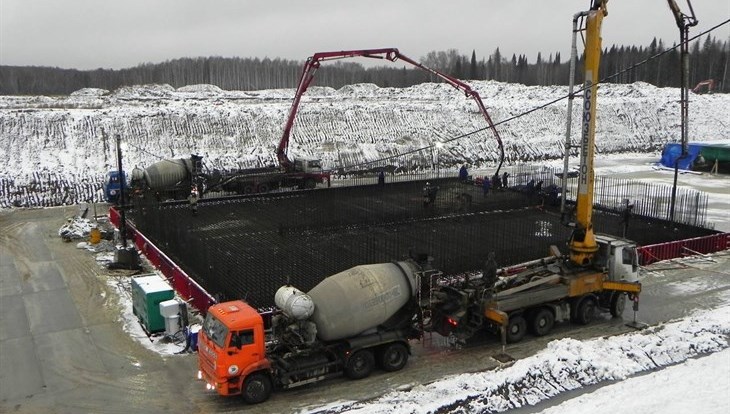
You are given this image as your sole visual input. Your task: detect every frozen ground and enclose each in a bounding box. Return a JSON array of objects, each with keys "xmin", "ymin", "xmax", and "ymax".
[
  {"xmin": 534, "ymin": 347, "xmax": 730, "ymax": 414},
  {"xmin": 0, "ymin": 81, "xmax": 728, "ymax": 208},
  {"xmin": 560, "ymin": 153, "xmax": 730, "ymax": 232},
  {"xmin": 300, "ymin": 301, "xmax": 730, "ymax": 414},
  {"xmin": 72, "ymin": 224, "xmax": 727, "ymax": 413},
  {"xmin": 93, "ymin": 251, "xmax": 728, "ymax": 414},
  {"xmin": 10, "ymin": 79, "xmax": 728, "ymax": 412}
]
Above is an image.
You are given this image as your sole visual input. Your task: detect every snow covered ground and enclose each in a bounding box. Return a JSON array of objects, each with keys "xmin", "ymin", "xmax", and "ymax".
[
  {"xmin": 1, "ymin": 81, "xmax": 729, "ymax": 208},
  {"xmin": 534, "ymin": 347, "xmax": 730, "ymax": 414},
  {"xmin": 91, "ymin": 245, "xmax": 729, "ymax": 414},
  {"xmin": 67, "ymin": 150, "xmax": 728, "ymax": 414},
  {"xmin": 564, "ymin": 153, "xmax": 730, "ymax": 232},
  {"xmin": 14, "ymin": 80, "xmax": 729, "ymax": 412},
  {"xmin": 300, "ymin": 301, "xmax": 730, "ymax": 414}
]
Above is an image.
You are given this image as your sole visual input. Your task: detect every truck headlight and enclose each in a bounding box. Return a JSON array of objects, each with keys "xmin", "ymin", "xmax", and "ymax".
[{"xmin": 228, "ymin": 365, "xmax": 239, "ymax": 375}]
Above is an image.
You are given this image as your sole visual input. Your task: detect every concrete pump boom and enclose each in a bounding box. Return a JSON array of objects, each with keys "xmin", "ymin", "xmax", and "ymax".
[
  {"xmin": 276, "ymin": 48, "xmax": 505, "ymax": 175},
  {"xmin": 568, "ymin": 0, "xmax": 607, "ymax": 267}
]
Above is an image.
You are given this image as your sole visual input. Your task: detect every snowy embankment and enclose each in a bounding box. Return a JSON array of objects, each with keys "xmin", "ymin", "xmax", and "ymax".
[
  {"xmin": 306, "ymin": 304, "xmax": 730, "ymax": 414},
  {"xmin": 1, "ymin": 81, "xmax": 729, "ymax": 208}
]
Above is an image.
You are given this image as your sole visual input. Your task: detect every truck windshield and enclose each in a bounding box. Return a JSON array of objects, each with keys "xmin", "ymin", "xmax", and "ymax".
[{"xmin": 202, "ymin": 312, "xmax": 229, "ymax": 348}]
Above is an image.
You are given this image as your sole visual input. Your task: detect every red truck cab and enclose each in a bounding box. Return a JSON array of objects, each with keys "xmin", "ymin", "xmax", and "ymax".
[{"xmin": 197, "ymin": 301, "xmax": 272, "ymax": 403}]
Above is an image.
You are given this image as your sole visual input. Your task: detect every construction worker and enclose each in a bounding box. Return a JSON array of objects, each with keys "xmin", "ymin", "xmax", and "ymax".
[
  {"xmin": 483, "ymin": 252, "xmax": 498, "ymax": 295},
  {"xmin": 492, "ymin": 173, "xmax": 502, "ymax": 190},
  {"xmin": 188, "ymin": 186, "xmax": 199, "ymax": 216},
  {"xmin": 423, "ymin": 182, "xmax": 439, "ymax": 207},
  {"xmin": 482, "ymin": 177, "xmax": 491, "ymax": 196},
  {"xmin": 458, "ymin": 165, "xmax": 468, "ymax": 182}
]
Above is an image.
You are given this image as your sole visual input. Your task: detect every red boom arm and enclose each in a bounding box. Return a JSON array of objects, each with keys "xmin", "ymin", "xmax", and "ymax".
[{"xmin": 277, "ymin": 48, "xmax": 505, "ymax": 175}]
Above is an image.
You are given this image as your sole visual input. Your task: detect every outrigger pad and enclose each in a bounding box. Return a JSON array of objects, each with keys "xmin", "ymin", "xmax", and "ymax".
[
  {"xmin": 492, "ymin": 353, "xmax": 515, "ymax": 364},
  {"xmin": 109, "ymin": 247, "xmax": 141, "ymax": 270},
  {"xmin": 626, "ymin": 321, "xmax": 648, "ymax": 330}
]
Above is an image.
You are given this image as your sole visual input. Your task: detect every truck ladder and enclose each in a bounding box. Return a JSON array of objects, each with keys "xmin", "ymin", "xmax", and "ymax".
[{"xmin": 416, "ymin": 269, "xmax": 442, "ymax": 347}]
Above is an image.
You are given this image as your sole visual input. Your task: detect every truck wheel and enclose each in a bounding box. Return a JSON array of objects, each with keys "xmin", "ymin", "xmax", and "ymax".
[
  {"xmin": 529, "ymin": 308, "xmax": 555, "ymax": 336},
  {"xmin": 610, "ymin": 293, "xmax": 626, "ymax": 317},
  {"xmin": 378, "ymin": 343, "xmax": 409, "ymax": 372},
  {"xmin": 345, "ymin": 350, "xmax": 375, "ymax": 379},
  {"xmin": 242, "ymin": 372, "xmax": 272, "ymax": 404},
  {"xmin": 506, "ymin": 315, "xmax": 527, "ymax": 343},
  {"xmin": 574, "ymin": 296, "xmax": 597, "ymax": 325},
  {"xmin": 257, "ymin": 183, "xmax": 269, "ymax": 193},
  {"xmin": 243, "ymin": 185, "xmax": 254, "ymax": 194}
]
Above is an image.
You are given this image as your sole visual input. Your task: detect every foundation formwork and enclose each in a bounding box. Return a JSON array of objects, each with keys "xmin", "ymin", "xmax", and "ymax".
[{"xmin": 127, "ymin": 176, "xmax": 717, "ymax": 310}]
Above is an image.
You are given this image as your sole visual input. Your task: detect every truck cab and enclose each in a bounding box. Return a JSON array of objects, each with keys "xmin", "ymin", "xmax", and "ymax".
[
  {"xmin": 197, "ymin": 301, "xmax": 271, "ymax": 402},
  {"xmin": 594, "ymin": 233, "xmax": 639, "ymax": 283},
  {"xmin": 293, "ymin": 158, "xmax": 323, "ymax": 173},
  {"xmin": 103, "ymin": 170, "xmax": 126, "ymax": 203}
]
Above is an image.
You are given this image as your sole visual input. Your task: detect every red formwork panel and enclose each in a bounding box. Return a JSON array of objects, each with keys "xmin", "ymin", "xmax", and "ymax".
[
  {"xmin": 109, "ymin": 207, "xmax": 217, "ymax": 313},
  {"xmin": 637, "ymin": 233, "xmax": 730, "ymax": 265}
]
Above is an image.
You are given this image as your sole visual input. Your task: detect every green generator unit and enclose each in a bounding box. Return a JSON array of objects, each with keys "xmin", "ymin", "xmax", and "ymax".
[{"xmin": 131, "ymin": 274, "xmax": 174, "ymax": 334}]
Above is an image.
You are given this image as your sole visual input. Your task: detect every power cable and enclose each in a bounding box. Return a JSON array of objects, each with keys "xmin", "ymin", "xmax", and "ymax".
[{"xmin": 348, "ymin": 18, "xmax": 730, "ymax": 171}]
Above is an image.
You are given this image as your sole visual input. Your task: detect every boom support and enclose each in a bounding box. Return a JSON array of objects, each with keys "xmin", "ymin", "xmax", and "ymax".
[
  {"xmin": 569, "ymin": 0, "xmax": 606, "ymax": 266},
  {"xmin": 276, "ymin": 48, "xmax": 505, "ymax": 175}
]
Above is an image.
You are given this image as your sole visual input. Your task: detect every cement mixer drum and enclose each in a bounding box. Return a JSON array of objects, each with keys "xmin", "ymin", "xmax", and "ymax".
[{"xmin": 308, "ymin": 261, "xmax": 418, "ymax": 341}]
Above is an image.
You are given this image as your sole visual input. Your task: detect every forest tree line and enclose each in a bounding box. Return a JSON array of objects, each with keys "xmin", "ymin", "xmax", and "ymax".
[{"xmin": 0, "ymin": 36, "xmax": 727, "ymax": 95}]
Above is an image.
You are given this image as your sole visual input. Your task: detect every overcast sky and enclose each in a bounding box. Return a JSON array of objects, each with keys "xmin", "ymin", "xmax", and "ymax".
[{"xmin": 1, "ymin": 0, "xmax": 728, "ymax": 70}]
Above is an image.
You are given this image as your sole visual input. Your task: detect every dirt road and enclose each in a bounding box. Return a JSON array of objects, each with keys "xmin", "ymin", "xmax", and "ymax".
[{"xmin": 1, "ymin": 207, "xmax": 728, "ymax": 413}]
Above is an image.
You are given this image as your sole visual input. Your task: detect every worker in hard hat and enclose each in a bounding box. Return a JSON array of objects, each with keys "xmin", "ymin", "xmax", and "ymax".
[
  {"xmin": 423, "ymin": 181, "xmax": 439, "ymax": 207},
  {"xmin": 482, "ymin": 251, "xmax": 498, "ymax": 297},
  {"xmin": 188, "ymin": 186, "xmax": 199, "ymax": 216}
]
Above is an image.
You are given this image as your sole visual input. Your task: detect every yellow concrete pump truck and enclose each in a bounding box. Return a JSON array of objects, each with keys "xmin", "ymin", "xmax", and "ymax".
[{"xmin": 196, "ymin": 0, "xmax": 641, "ymax": 404}]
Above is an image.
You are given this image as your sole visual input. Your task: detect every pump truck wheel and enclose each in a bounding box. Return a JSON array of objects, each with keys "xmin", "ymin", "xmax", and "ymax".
[
  {"xmin": 610, "ymin": 292, "xmax": 626, "ymax": 317},
  {"xmin": 506, "ymin": 314, "xmax": 527, "ymax": 343},
  {"xmin": 574, "ymin": 296, "xmax": 597, "ymax": 325},
  {"xmin": 242, "ymin": 372, "xmax": 272, "ymax": 404},
  {"xmin": 529, "ymin": 308, "xmax": 555, "ymax": 336},
  {"xmin": 345, "ymin": 350, "xmax": 375, "ymax": 379},
  {"xmin": 378, "ymin": 343, "xmax": 409, "ymax": 372}
]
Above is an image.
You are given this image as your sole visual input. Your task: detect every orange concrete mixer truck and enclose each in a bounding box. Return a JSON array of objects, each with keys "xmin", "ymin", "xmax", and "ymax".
[{"xmin": 196, "ymin": 260, "xmax": 427, "ymax": 404}]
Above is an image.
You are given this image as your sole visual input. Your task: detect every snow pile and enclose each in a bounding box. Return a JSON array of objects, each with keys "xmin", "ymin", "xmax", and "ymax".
[
  {"xmin": 112, "ymin": 83, "xmax": 176, "ymax": 99},
  {"xmin": 176, "ymin": 84, "xmax": 225, "ymax": 94},
  {"xmin": 70, "ymin": 88, "xmax": 109, "ymax": 97},
  {"xmin": 306, "ymin": 306, "xmax": 730, "ymax": 414},
  {"xmin": 536, "ymin": 347, "xmax": 730, "ymax": 414},
  {"xmin": 58, "ymin": 215, "xmax": 97, "ymax": 241},
  {"xmin": 1, "ymin": 81, "xmax": 728, "ymax": 208}
]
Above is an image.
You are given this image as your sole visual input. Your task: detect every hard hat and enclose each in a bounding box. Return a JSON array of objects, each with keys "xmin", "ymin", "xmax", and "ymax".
[{"xmin": 426, "ymin": 181, "xmax": 430, "ymax": 185}]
